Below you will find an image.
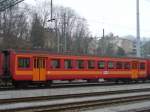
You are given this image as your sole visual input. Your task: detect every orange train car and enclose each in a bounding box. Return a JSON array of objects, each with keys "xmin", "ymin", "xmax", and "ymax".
[{"xmin": 0, "ymin": 49, "xmax": 150, "ymax": 87}]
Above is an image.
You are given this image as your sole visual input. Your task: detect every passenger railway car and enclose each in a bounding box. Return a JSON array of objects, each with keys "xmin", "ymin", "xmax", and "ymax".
[{"xmin": 0, "ymin": 49, "xmax": 150, "ymax": 87}]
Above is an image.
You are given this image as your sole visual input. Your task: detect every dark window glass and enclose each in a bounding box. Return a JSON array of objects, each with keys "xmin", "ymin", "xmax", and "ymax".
[
  {"xmin": 34, "ymin": 59, "xmax": 37, "ymax": 68},
  {"xmin": 108, "ymin": 61, "xmax": 114, "ymax": 69},
  {"xmin": 51, "ymin": 59, "xmax": 60, "ymax": 68},
  {"xmin": 37, "ymin": 59, "xmax": 40, "ymax": 68},
  {"xmin": 116, "ymin": 62, "xmax": 123, "ymax": 69},
  {"xmin": 40, "ymin": 59, "xmax": 45, "ymax": 68},
  {"xmin": 88, "ymin": 60, "xmax": 95, "ymax": 69},
  {"xmin": 65, "ymin": 60, "xmax": 72, "ymax": 69},
  {"xmin": 77, "ymin": 60, "xmax": 84, "ymax": 69},
  {"xmin": 98, "ymin": 61, "xmax": 105, "ymax": 69},
  {"xmin": 140, "ymin": 63, "xmax": 145, "ymax": 70},
  {"xmin": 124, "ymin": 62, "xmax": 130, "ymax": 69},
  {"xmin": 18, "ymin": 58, "xmax": 30, "ymax": 68},
  {"xmin": 43, "ymin": 59, "xmax": 45, "ymax": 68}
]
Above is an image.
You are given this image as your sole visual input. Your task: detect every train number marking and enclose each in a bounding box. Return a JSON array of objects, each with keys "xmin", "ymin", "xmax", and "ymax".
[{"xmin": 103, "ymin": 71, "xmax": 109, "ymax": 75}]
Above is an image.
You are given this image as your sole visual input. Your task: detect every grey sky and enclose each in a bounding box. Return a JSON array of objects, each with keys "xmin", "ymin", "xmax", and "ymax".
[{"xmin": 24, "ymin": 0, "xmax": 150, "ymax": 37}]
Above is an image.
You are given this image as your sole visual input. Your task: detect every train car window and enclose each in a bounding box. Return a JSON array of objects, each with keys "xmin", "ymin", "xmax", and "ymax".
[
  {"xmin": 34, "ymin": 59, "xmax": 37, "ymax": 68},
  {"xmin": 88, "ymin": 60, "xmax": 95, "ymax": 69},
  {"xmin": 132, "ymin": 62, "xmax": 138, "ymax": 69},
  {"xmin": 65, "ymin": 60, "xmax": 72, "ymax": 69},
  {"xmin": 77, "ymin": 60, "xmax": 84, "ymax": 69},
  {"xmin": 97, "ymin": 61, "xmax": 105, "ymax": 69},
  {"xmin": 51, "ymin": 59, "xmax": 60, "ymax": 69},
  {"xmin": 108, "ymin": 61, "xmax": 114, "ymax": 69},
  {"xmin": 124, "ymin": 62, "xmax": 130, "ymax": 70},
  {"xmin": 140, "ymin": 63, "xmax": 145, "ymax": 70},
  {"xmin": 37, "ymin": 59, "xmax": 40, "ymax": 68},
  {"xmin": 43, "ymin": 59, "xmax": 46, "ymax": 68},
  {"xmin": 18, "ymin": 58, "xmax": 30, "ymax": 68},
  {"xmin": 116, "ymin": 62, "xmax": 123, "ymax": 69}
]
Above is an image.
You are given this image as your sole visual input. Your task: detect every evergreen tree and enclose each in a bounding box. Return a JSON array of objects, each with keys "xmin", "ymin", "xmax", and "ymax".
[{"xmin": 30, "ymin": 13, "xmax": 45, "ymax": 48}]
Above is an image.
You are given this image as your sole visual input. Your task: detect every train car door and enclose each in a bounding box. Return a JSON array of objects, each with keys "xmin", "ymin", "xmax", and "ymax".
[
  {"xmin": 33, "ymin": 57, "xmax": 46, "ymax": 81},
  {"xmin": 131, "ymin": 61, "xmax": 138, "ymax": 79}
]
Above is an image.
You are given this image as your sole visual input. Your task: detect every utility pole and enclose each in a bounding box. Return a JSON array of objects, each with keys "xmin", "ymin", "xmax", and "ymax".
[
  {"xmin": 64, "ymin": 13, "xmax": 67, "ymax": 52},
  {"xmin": 101, "ymin": 28, "xmax": 105, "ymax": 55},
  {"xmin": 51, "ymin": 0, "xmax": 53, "ymax": 20},
  {"xmin": 48, "ymin": 0, "xmax": 60, "ymax": 53},
  {"xmin": 136, "ymin": 0, "xmax": 141, "ymax": 57},
  {"xmin": 55, "ymin": 19, "xmax": 60, "ymax": 53},
  {"xmin": 102, "ymin": 28, "xmax": 105, "ymax": 38}
]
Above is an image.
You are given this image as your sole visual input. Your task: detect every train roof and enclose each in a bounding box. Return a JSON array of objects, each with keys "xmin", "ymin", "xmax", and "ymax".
[{"xmin": 3, "ymin": 49, "xmax": 148, "ymax": 60}]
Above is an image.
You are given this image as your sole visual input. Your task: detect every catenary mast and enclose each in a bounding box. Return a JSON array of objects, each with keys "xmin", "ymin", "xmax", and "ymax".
[{"xmin": 136, "ymin": 0, "xmax": 141, "ymax": 57}]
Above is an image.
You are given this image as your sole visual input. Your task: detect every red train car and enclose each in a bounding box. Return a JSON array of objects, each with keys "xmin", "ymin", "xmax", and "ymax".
[
  {"xmin": 146, "ymin": 59, "xmax": 150, "ymax": 78},
  {"xmin": 0, "ymin": 49, "xmax": 149, "ymax": 87}
]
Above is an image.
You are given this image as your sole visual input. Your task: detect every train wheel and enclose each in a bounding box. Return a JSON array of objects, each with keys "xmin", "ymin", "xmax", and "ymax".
[
  {"xmin": 87, "ymin": 79, "xmax": 99, "ymax": 83},
  {"xmin": 115, "ymin": 80, "xmax": 119, "ymax": 84},
  {"xmin": 122, "ymin": 79, "xmax": 130, "ymax": 84},
  {"xmin": 142, "ymin": 79, "xmax": 146, "ymax": 83},
  {"xmin": 133, "ymin": 79, "xmax": 138, "ymax": 83},
  {"xmin": 68, "ymin": 80, "xmax": 73, "ymax": 83},
  {"xmin": 122, "ymin": 80, "xmax": 128, "ymax": 84},
  {"xmin": 46, "ymin": 80, "xmax": 52, "ymax": 87},
  {"xmin": 13, "ymin": 81, "xmax": 28, "ymax": 89}
]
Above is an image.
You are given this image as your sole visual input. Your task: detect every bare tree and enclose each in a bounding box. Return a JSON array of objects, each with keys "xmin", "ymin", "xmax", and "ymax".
[
  {"xmin": 0, "ymin": 5, "xmax": 30, "ymax": 49},
  {"xmin": 24, "ymin": 0, "xmax": 91, "ymax": 54}
]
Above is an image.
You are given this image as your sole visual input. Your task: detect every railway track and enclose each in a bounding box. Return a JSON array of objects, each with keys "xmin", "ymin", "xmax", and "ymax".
[
  {"xmin": 1, "ymin": 88, "xmax": 150, "ymax": 112},
  {"xmin": 121, "ymin": 107, "xmax": 150, "ymax": 112}
]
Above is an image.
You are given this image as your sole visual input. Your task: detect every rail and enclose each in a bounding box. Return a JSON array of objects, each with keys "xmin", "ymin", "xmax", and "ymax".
[{"xmin": 1, "ymin": 88, "xmax": 150, "ymax": 112}]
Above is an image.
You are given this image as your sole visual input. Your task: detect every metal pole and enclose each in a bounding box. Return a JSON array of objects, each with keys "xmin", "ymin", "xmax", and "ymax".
[
  {"xmin": 102, "ymin": 28, "xmax": 105, "ymax": 55},
  {"xmin": 51, "ymin": 0, "xmax": 53, "ymax": 20},
  {"xmin": 136, "ymin": 0, "xmax": 141, "ymax": 57},
  {"xmin": 102, "ymin": 28, "xmax": 105, "ymax": 38},
  {"xmin": 64, "ymin": 13, "xmax": 67, "ymax": 52},
  {"xmin": 55, "ymin": 19, "xmax": 60, "ymax": 53}
]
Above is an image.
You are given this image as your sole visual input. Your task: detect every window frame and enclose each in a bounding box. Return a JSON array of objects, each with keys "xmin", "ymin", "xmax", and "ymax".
[
  {"xmin": 139, "ymin": 62, "xmax": 145, "ymax": 70},
  {"xmin": 18, "ymin": 57, "xmax": 30, "ymax": 69},
  {"xmin": 76, "ymin": 60, "xmax": 85, "ymax": 69},
  {"xmin": 116, "ymin": 61, "xmax": 123, "ymax": 69},
  {"xmin": 51, "ymin": 59, "xmax": 61, "ymax": 69},
  {"xmin": 124, "ymin": 62, "xmax": 131, "ymax": 70},
  {"xmin": 108, "ymin": 61, "xmax": 115, "ymax": 69},
  {"xmin": 132, "ymin": 62, "xmax": 138, "ymax": 69},
  {"xmin": 97, "ymin": 61, "xmax": 105, "ymax": 69},
  {"xmin": 64, "ymin": 59, "xmax": 73, "ymax": 69},
  {"xmin": 87, "ymin": 60, "xmax": 95, "ymax": 69}
]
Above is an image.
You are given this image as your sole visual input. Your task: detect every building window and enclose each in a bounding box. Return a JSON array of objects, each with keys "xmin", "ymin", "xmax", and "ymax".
[
  {"xmin": 77, "ymin": 60, "xmax": 84, "ymax": 69},
  {"xmin": 98, "ymin": 61, "xmax": 105, "ymax": 69},
  {"xmin": 18, "ymin": 58, "xmax": 30, "ymax": 68},
  {"xmin": 65, "ymin": 60, "xmax": 72, "ymax": 69},
  {"xmin": 108, "ymin": 61, "xmax": 114, "ymax": 69},
  {"xmin": 51, "ymin": 59, "xmax": 60, "ymax": 69},
  {"xmin": 124, "ymin": 62, "xmax": 130, "ymax": 69},
  {"xmin": 140, "ymin": 63, "xmax": 145, "ymax": 70},
  {"xmin": 88, "ymin": 60, "xmax": 95, "ymax": 69},
  {"xmin": 116, "ymin": 62, "xmax": 123, "ymax": 69}
]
